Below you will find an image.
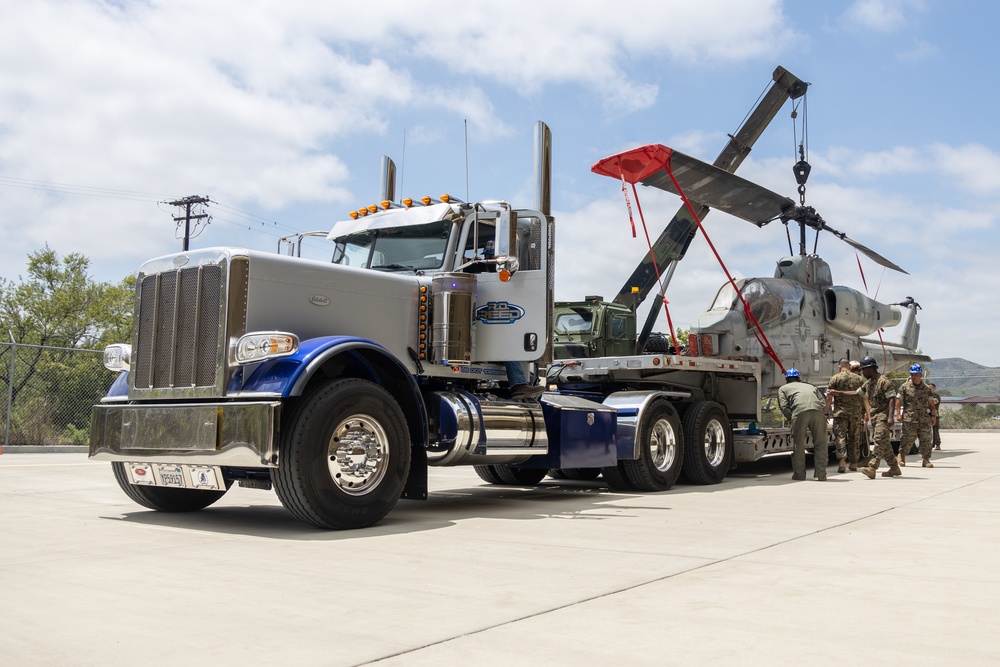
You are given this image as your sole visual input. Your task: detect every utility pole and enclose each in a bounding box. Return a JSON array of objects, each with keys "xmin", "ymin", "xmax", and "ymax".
[{"xmin": 167, "ymin": 195, "xmax": 211, "ymax": 250}]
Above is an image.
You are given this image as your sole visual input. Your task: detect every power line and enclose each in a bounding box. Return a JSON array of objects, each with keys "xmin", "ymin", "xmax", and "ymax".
[{"xmin": 0, "ymin": 175, "xmax": 172, "ymax": 202}]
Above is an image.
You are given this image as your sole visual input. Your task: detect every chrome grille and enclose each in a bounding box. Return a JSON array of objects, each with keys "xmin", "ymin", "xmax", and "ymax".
[{"xmin": 133, "ymin": 264, "xmax": 226, "ymax": 394}]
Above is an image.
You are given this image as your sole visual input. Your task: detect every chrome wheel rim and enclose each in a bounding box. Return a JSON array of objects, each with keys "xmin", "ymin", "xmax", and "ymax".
[
  {"xmin": 650, "ymin": 417, "xmax": 679, "ymax": 472},
  {"xmin": 327, "ymin": 414, "xmax": 390, "ymax": 496},
  {"xmin": 703, "ymin": 418, "xmax": 727, "ymax": 467}
]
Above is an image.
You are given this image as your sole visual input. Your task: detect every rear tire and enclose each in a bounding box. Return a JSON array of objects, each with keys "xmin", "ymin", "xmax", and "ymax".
[
  {"xmin": 622, "ymin": 401, "xmax": 684, "ymax": 492},
  {"xmin": 601, "ymin": 463, "xmax": 635, "ymax": 491},
  {"xmin": 111, "ymin": 462, "xmax": 229, "ymax": 512},
  {"xmin": 494, "ymin": 466, "xmax": 547, "ymax": 486},
  {"xmin": 271, "ymin": 378, "xmax": 410, "ymax": 530},
  {"xmin": 681, "ymin": 401, "xmax": 733, "ymax": 485},
  {"xmin": 474, "ymin": 465, "xmax": 506, "ymax": 484}
]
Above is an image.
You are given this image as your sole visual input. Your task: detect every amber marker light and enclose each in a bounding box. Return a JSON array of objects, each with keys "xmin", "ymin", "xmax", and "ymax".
[
  {"xmin": 498, "ymin": 269, "xmax": 511, "ymax": 282},
  {"xmin": 420, "ymin": 196, "xmax": 432, "ymax": 206},
  {"xmin": 380, "ymin": 200, "xmax": 391, "ymax": 209},
  {"xmin": 367, "ymin": 204, "xmax": 378, "ymax": 214},
  {"xmin": 358, "ymin": 208, "xmax": 368, "ymax": 217},
  {"xmin": 402, "ymin": 198, "xmax": 413, "ymax": 208},
  {"xmin": 349, "ymin": 211, "xmax": 359, "ymax": 220},
  {"xmin": 440, "ymin": 193, "xmax": 451, "ymax": 203}
]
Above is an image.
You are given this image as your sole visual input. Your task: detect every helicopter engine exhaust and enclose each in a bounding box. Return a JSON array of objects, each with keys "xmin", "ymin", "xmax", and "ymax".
[{"xmin": 822, "ymin": 286, "xmax": 901, "ymax": 337}]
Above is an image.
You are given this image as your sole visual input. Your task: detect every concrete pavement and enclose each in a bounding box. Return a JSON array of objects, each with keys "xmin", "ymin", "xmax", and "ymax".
[{"xmin": 2, "ymin": 433, "xmax": 998, "ymax": 666}]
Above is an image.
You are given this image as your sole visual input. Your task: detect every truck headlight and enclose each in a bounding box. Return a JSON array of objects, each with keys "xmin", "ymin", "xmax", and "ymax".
[
  {"xmin": 103, "ymin": 344, "xmax": 131, "ymax": 372},
  {"xmin": 234, "ymin": 332, "xmax": 298, "ymax": 364}
]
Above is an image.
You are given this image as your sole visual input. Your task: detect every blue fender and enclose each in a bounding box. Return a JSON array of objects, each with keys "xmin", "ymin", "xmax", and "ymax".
[{"xmin": 236, "ymin": 335, "xmax": 427, "ymax": 443}]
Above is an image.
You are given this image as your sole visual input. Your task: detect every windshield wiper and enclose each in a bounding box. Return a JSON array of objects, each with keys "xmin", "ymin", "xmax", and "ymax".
[{"xmin": 372, "ymin": 263, "xmax": 416, "ymax": 272}]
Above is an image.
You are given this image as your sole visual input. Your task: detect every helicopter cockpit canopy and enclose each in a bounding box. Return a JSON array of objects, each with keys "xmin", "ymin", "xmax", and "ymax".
[{"xmin": 708, "ymin": 278, "xmax": 804, "ymax": 327}]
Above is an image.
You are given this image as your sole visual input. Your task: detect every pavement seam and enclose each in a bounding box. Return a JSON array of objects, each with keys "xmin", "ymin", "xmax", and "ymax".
[{"xmin": 356, "ymin": 471, "xmax": 1000, "ymax": 666}]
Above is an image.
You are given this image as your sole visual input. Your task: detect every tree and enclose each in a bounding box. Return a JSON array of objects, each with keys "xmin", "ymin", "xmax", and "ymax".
[{"xmin": 0, "ymin": 246, "xmax": 135, "ymax": 431}]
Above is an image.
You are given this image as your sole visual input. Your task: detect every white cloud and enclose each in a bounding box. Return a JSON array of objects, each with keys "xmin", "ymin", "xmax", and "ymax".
[{"xmin": 843, "ymin": 0, "xmax": 925, "ymax": 32}]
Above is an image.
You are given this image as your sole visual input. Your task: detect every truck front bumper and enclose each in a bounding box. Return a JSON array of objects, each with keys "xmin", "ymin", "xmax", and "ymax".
[{"xmin": 89, "ymin": 401, "xmax": 281, "ymax": 468}]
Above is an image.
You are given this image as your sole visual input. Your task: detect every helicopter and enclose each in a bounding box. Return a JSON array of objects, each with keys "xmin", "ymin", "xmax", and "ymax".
[{"xmin": 591, "ymin": 142, "xmax": 931, "ymax": 396}]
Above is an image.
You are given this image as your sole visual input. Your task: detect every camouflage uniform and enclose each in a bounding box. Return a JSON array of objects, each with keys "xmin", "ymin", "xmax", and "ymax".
[
  {"xmin": 898, "ymin": 378, "xmax": 934, "ymax": 461},
  {"xmin": 778, "ymin": 381, "xmax": 828, "ymax": 480},
  {"xmin": 862, "ymin": 374, "xmax": 898, "ymax": 470},
  {"xmin": 827, "ymin": 369, "xmax": 864, "ymax": 464},
  {"xmin": 930, "ymin": 390, "xmax": 942, "ymax": 448}
]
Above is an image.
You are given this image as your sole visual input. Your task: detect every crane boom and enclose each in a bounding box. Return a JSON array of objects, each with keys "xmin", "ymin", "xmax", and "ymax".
[{"xmin": 613, "ymin": 66, "xmax": 807, "ymax": 348}]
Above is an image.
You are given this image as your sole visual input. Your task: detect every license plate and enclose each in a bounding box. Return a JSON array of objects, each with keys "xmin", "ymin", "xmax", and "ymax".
[
  {"xmin": 157, "ymin": 465, "xmax": 186, "ymax": 487},
  {"xmin": 125, "ymin": 463, "xmax": 224, "ymax": 490}
]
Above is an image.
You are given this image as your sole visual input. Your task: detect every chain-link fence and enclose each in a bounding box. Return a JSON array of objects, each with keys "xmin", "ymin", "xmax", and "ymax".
[{"xmin": 1, "ymin": 342, "xmax": 115, "ymax": 448}]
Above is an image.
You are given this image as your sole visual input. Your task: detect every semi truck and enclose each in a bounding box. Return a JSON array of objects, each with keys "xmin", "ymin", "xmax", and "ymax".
[{"xmin": 89, "ymin": 121, "xmax": 775, "ymax": 530}]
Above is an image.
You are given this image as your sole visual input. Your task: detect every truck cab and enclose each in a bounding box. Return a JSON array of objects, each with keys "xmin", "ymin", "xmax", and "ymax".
[{"xmin": 553, "ymin": 297, "xmax": 636, "ymax": 359}]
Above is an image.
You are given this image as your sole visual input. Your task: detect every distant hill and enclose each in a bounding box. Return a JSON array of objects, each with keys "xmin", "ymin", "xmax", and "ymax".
[{"xmin": 924, "ymin": 358, "xmax": 1000, "ymax": 397}]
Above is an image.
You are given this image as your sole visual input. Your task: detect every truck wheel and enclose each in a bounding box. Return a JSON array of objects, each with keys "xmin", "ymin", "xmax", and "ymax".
[
  {"xmin": 601, "ymin": 463, "xmax": 635, "ymax": 491},
  {"xmin": 622, "ymin": 401, "xmax": 684, "ymax": 492},
  {"xmin": 494, "ymin": 465, "xmax": 547, "ymax": 485},
  {"xmin": 111, "ymin": 462, "xmax": 230, "ymax": 512},
  {"xmin": 682, "ymin": 401, "xmax": 733, "ymax": 484},
  {"xmin": 271, "ymin": 378, "xmax": 410, "ymax": 530},
  {"xmin": 474, "ymin": 465, "xmax": 506, "ymax": 484}
]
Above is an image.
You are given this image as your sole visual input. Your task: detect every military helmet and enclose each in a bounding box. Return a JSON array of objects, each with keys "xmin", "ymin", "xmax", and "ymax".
[
  {"xmin": 785, "ymin": 368, "xmax": 800, "ymax": 378},
  {"xmin": 860, "ymin": 356, "xmax": 878, "ymax": 369},
  {"xmin": 909, "ymin": 363, "xmax": 923, "ymax": 374}
]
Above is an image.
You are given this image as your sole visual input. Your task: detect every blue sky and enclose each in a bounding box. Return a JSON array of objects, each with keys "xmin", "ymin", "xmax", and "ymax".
[{"xmin": 1, "ymin": 0, "xmax": 997, "ymax": 366}]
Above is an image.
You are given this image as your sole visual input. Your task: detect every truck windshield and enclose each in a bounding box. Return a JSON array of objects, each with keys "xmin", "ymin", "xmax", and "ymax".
[
  {"xmin": 332, "ymin": 220, "xmax": 450, "ymax": 271},
  {"xmin": 554, "ymin": 308, "xmax": 594, "ymax": 334}
]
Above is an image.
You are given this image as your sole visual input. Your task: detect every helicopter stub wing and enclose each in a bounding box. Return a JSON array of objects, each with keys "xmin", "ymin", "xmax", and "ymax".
[{"xmin": 593, "ymin": 144, "xmax": 796, "ymax": 226}]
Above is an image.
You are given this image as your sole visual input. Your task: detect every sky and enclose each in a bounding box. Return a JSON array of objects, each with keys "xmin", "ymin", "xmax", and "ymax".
[{"xmin": 1, "ymin": 0, "xmax": 998, "ymax": 368}]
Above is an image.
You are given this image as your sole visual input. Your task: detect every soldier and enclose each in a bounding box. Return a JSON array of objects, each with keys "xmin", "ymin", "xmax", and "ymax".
[
  {"xmin": 859, "ymin": 356, "xmax": 902, "ymax": 479},
  {"xmin": 897, "ymin": 364, "xmax": 937, "ymax": 468},
  {"xmin": 778, "ymin": 368, "xmax": 828, "ymax": 481},
  {"xmin": 826, "ymin": 358, "xmax": 864, "ymax": 472},
  {"xmin": 928, "ymin": 382, "xmax": 942, "ymax": 450}
]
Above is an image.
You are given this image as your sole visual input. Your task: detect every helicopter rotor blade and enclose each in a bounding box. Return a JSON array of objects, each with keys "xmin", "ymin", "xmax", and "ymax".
[
  {"xmin": 598, "ymin": 144, "xmax": 909, "ymax": 274},
  {"xmin": 638, "ymin": 149, "xmax": 797, "ymax": 226},
  {"xmin": 826, "ymin": 228, "xmax": 909, "ymax": 274}
]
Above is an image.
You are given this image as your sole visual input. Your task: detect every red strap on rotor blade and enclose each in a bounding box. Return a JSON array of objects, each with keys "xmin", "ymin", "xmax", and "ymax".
[{"xmin": 662, "ymin": 159, "xmax": 785, "ymax": 374}]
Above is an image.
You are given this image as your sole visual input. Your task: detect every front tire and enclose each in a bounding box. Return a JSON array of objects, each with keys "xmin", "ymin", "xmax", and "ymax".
[
  {"xmin": 111, "ymin": 462, "xmax": 230, "ymax": 512},
  {"xmin": 681, "ymin": 401, "xmax": 733, "ymax": 485},
  {"xmin": 271, "ymin": 378, "xmax": 410, "ymax": 530},
  {"xmin": 622, "ymin": 401, "xmax": 684, "ymax": 492}
]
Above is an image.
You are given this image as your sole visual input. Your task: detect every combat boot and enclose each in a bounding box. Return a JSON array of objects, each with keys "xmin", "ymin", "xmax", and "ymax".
[
  {"xmin": 882, "ymin": 464, "xmax": 902, "ymax": 477},
  {"xmin": 922, "ymin": 457, "xmax": 934, "ymax": 468},
  {"xmin": 849, "ymin": 463, "xmax": 858, "ymax": 471},
  {"xmin": 838, "ymin": 457, "xmax": 847, "ymax": 473},
  {"xmin": 897, "ymin": 452, "xmax": 906, "ymax": 467},
  {"xmin": 860, "ymin": 467, "xmax": 876, "ymax": 479}
]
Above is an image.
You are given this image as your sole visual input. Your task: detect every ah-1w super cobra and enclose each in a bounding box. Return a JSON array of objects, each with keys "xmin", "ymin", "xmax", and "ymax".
[{"xmin": 591, "ymin": 141, "xmax": 930, "ymax": 396}]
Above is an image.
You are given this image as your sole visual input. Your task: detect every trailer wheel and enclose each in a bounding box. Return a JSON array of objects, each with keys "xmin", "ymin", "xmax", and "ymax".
[
  {"xmin": 474, "ymin": 465, "xmax": 506, "ymax": 484},
  {"xmin": 622, "ymin": 401, "xmax": 684, "ymax": 492},
  {"xmin": 494, "ymin": 465, "xmax": 548, "ymax": 486},
  {"xmin": 271, "ymin": 378, "xmax": 410, "ymax": 530},
  {"xmin": 682, "ymin": 401, "xmax": 733, "ymax": 484},
  {"xmin": 111, "ymin": 462, "xmax": 230, "ymax": 512},
  {"xmin": 601, "ymin": 463, "xmax": 635, "ymax": 491}
]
